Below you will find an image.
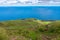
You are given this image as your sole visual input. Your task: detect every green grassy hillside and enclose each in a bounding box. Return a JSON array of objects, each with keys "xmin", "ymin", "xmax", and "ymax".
[{"xmin": 0, "ymin": 18, "xmax": 60, "ymax": 40}]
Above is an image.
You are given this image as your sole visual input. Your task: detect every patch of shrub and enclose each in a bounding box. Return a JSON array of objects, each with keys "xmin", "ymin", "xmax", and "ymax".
[{"xmin": 0, "ymin": 27, "xmax": 8, "ymax": 40}]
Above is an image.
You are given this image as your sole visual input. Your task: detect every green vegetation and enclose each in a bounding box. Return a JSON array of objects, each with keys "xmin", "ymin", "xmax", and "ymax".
[{"xmin": 0, "ymin": 18, "xmax": 60, "ymax": 40}]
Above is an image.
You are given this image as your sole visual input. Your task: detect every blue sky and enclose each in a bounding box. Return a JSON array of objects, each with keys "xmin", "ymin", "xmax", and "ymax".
[{"xmin": 0, "ymin": 6, "xmax": 60, "ymax": 20}]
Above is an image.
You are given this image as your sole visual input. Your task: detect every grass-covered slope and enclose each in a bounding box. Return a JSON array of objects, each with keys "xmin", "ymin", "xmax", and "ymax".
[{"xmin": 0, "ymin": 18, "xmax": 60, "ymax": 40}]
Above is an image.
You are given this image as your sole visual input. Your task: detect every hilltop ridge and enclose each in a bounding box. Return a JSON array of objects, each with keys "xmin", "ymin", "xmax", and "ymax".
[{"xmin": 0, "ymin": 18, "xmax": 60, "ymax": 40}]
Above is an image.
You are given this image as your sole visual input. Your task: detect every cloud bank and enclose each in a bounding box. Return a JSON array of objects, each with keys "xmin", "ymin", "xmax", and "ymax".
[{"xmin": 0, "ymin": 0, "xmax": 60, "ymax": 6}]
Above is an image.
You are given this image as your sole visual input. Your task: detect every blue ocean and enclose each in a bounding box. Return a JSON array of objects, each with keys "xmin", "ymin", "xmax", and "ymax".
[{"xmin": 0, "ymin": 6, "xmax": 60, "ymax": 21}]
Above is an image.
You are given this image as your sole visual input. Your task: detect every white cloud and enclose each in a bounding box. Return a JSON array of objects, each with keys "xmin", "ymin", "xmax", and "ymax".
[
  {"xmin": 6, "ymin": 0, "xmax": 17, "ymax": 4},
  {"xmin": 18, "ymin": 0, "xmax": 29, "ymax": 2},
  {"xmin": 0, "ymin": 0, "xmax": 60, "ymax": 6},
  {"xmin": 0, "ymin": 0, "xmax": 6, "ymax": 3}
]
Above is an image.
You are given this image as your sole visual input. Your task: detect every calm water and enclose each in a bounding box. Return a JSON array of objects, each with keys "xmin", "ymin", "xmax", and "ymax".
[{"xmin": 0, "ymin": 6, "xmax": 60, "ymax": 21}]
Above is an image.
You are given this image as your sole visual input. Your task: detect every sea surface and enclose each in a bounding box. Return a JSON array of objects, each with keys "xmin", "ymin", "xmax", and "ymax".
[{"xmin": 0, "ymin": 6, "xmax": 60, "ymax": 21}]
